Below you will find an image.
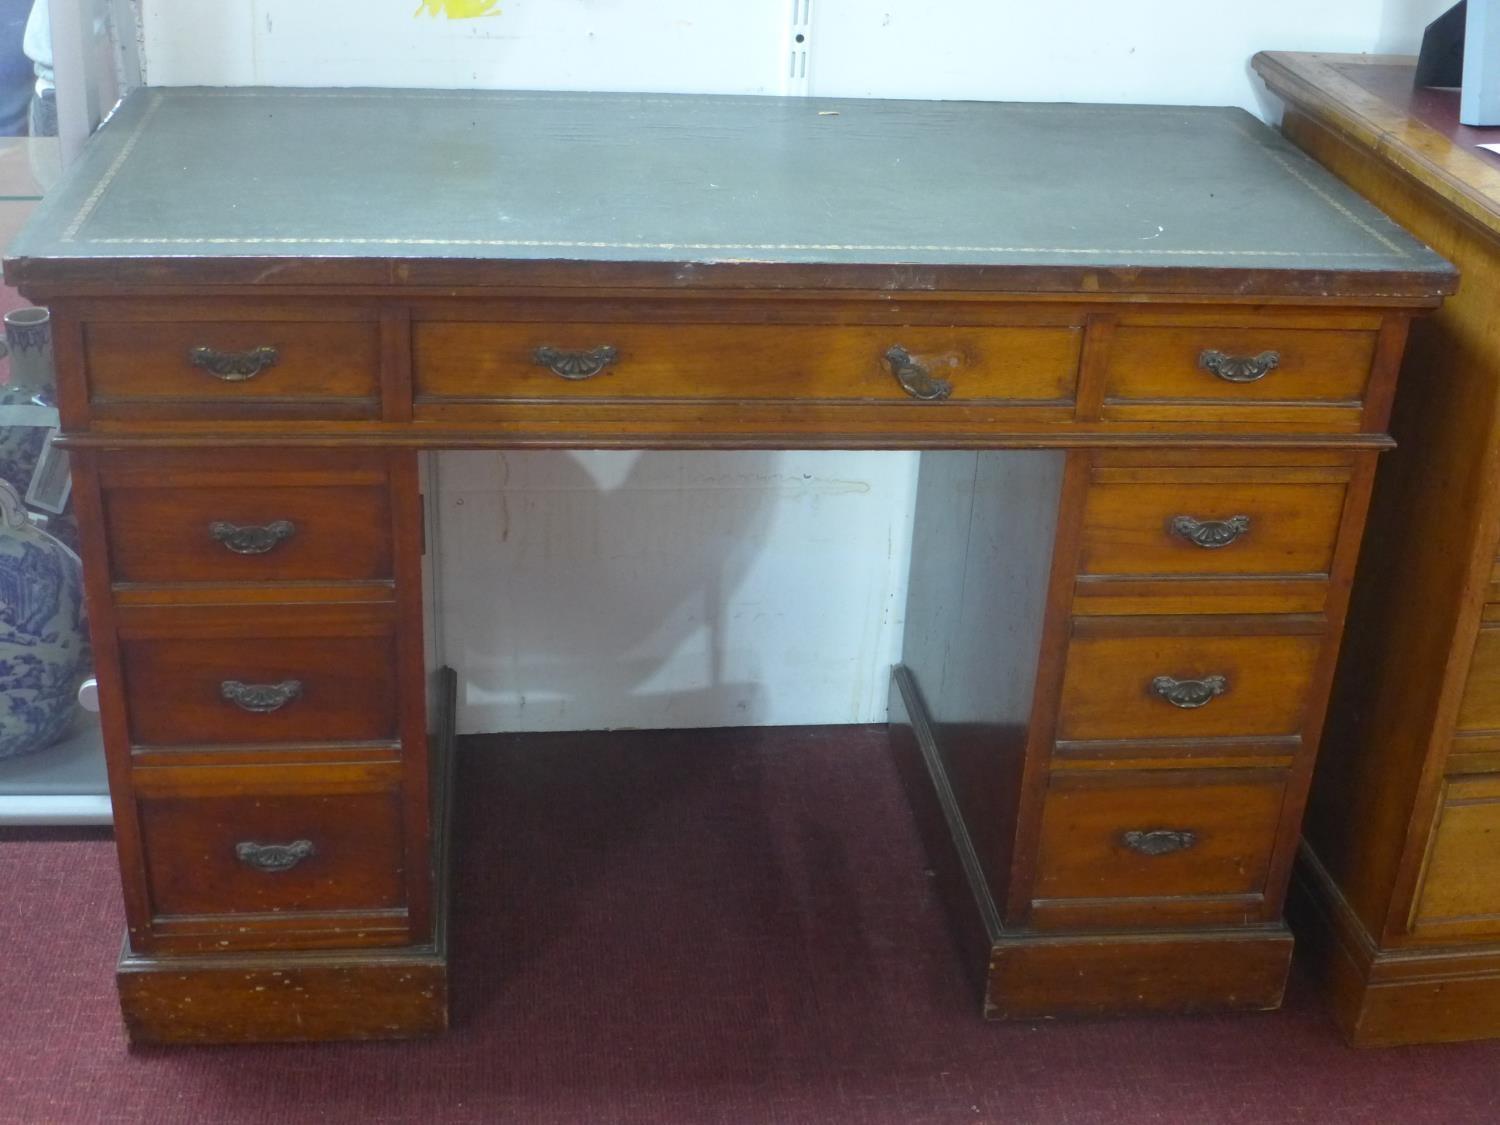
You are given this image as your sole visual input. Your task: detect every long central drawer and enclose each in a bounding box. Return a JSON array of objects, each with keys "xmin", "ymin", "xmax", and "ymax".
[{"xmin": 413, "ymin": 321, "xmax": 1083, "ymax": 403}]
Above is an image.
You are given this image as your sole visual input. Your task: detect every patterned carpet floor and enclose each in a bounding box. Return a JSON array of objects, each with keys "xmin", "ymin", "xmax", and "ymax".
[{"xmin": 3, "ymin": 725, "xmax": 1498, "ymax": 1124}]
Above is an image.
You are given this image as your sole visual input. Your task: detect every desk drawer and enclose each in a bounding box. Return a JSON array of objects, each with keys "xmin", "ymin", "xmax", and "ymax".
[
  {"xmin": 1077, "ymin": 478, "xmax": 1347, "ymax": 578},
  {"xmin": 134, "ymin": 759, "xmax": 409, "ymax": 949},
  {"xmin": 84, "ymin": 318, "xmax": 380, "ymax": 418},
  {"xmin": 1457, "ymin": 623, "xmax": 1500, "ymax": 733},
  {"xmin": 1103, "ymin": 326, "xmax": 1376, "ymax": 413},
  {"xmin": 1031, "ymin": 767, "xmax": 1287, "ymax": 927},
  {"xmin": 1055, "ymin": 623, "xmax": 1322, "ymax": 742},
  {"xmin": 92, "ymin": 449, "xmax": 400, "ymax": 590},
  {"xmin": 103, "ymin": 483, "xmax": 393, "ymax": 586},
  {"xmin": 117, "ymin": 605, "xmax": 399, "ymax": 748},
  {"xmin": 1413, "ymin": 776, "xmax": 1500, "ymax": 934},
  {"xmin": 413, "ymin": 321, "xmax": 1081, "ymax": 403}
]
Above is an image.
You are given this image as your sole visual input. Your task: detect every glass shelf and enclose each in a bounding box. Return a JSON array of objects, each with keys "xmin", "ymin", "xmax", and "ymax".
[
  {"xmin": 0, "ymin": 400, "xmax": 58, "ymax": 427},
  {"xmin": 0, "ymin": 709, "xmax": 110, "ymax": 825}
]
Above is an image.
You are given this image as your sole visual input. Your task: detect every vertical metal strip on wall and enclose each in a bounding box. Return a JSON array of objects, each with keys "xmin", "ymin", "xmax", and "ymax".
[{"xmin": 783, "ymin": 0, "xmax": 812, "ymax": 96}]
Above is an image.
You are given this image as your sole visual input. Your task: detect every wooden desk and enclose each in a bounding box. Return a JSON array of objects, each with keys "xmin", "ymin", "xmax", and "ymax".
[
  {"xmin": 1255, "ymin": 51, "xmax": 1500, "ymax": 1047},
  {"xmin": 2, "ymin": 87, "xmax": 1453, "ymax": 1045}
]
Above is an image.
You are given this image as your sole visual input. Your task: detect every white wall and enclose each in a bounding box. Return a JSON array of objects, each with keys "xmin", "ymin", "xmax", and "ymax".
[
  {"xmin": 436, "ymin": 451, "xmax": 914, "ymax": 732},
  {"xmin": 137, "ymin": 0, "xmax": 1449, "ymax": 734},
  {"xmin": 138, "ymin": 1, "xmax": 1450, "ymax": 109},
  {"xmin": 138, "ymin": 2, "xmax": 793, "ymax": 94},
  {"xmin": 811, "ymin": 1, "xmax": 1446, "ymax": 114}
]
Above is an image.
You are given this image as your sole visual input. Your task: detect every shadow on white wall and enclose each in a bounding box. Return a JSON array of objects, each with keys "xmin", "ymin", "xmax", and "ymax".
[{"xmin": 440, "ymin": 450, "xmax": 914, "ymax": 734}]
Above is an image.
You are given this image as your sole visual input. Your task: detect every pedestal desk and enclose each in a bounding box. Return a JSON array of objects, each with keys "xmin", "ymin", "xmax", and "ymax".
[
  {"xmin": 2, "ymin": 87, "xmax": 1453, "ymax": 1045},
  {"xmin": 1255, "ymin": 52, "xmax": 1500, "ymax": 1047}
]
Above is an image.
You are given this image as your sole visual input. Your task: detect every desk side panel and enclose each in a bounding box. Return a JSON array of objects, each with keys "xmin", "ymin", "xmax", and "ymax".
[
  {"xmin": 899, "ymin": 450, "xmax": 1065, "ymax": 909},
  {"xmin": 1279, "ymin": 107, "xmax": 1500, "ymax": 945}
]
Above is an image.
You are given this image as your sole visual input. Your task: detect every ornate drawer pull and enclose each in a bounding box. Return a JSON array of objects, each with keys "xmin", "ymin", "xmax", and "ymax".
[
  {"xmin": 220, "ymin": 679, "xmax": 303, "ymax": 712},
  {"xmin": 1198, "ymin": 348, "xmax": 1280, "ymax": 383},
  {"xmin": 885, "ymin": 346, "xmax": 953, "ymax": 401},
  {"xmin": 189, "ymin": 344, "xmax": 280, "ymax": 381},
  {"xmin": 1169, "ymin": 514, "xmax": 1251, "ymax": 549},
  {"xmin": 209, "ymin": 519, "xmax": 297, "ymax": 555},
  {"xmin": 532, "ymin": 344, "xmax": 619, "ymax": 380},
  {"xmin": 1122, "ymin": 829, "xmax": 1198, "ymax": 857},
  {"xmin": 1150, "ymin": 674, "xmax": 1227, "ymax": 709},
  {"xmin": 235, "ymin": 839, "xmax": 315, "ymax": 872}
]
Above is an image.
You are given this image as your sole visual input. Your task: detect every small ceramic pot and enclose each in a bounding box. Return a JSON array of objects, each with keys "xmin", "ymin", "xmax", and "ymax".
[
  {"xmin": 0, "ymin": 479, "xmax": 88, "ymax": 759},
  {"xmin": 0, "ymin": 307, "xmax": 53, "ymax": 404}
]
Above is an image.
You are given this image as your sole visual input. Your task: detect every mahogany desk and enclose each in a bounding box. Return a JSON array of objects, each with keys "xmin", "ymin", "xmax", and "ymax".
[
  {"xmin": 2, "ymin": 87, "xmax": 1453, "ymax": 1045},
  {"xmin": 1256, "ymin": 52, "xmax": 1500, "ymax": 1046}
]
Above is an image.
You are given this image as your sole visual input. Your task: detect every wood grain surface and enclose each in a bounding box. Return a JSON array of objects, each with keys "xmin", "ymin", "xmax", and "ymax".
[{"xmin": 1256, "ymin": 50, "xmax": 1500, "ymax": 1045}]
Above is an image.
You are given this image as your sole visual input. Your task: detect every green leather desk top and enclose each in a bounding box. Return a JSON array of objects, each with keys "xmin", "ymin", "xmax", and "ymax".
[{"xmin": 3, "ymin": 86, "xmax": 1455, "ymax": 295}]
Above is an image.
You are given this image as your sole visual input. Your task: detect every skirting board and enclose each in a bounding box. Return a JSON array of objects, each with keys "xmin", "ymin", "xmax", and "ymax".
[{"xmin": 1289, "ymin": 841, "xmax": 1500, "ymax": 1047}]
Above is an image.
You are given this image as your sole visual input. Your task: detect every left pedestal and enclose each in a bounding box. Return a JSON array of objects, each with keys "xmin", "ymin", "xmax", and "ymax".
[
  {"xmin": 113, "ymin": 665, "xmax": 455, "ymax": 1046},
  {"xmin": 115, "ymin": 658, "xmax": 454, "ymax": 1045},
  {"xmin": 68, "ymin": 448, "xmax": 447, "ymax": 1045}
]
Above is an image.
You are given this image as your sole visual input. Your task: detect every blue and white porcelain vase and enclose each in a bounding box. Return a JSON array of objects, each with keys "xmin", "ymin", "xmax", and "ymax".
[
  {"xmin": 0, "ymin": 422, "xmax": 45, "ymax": 497},
  {"xmin": 0, "ymin": 479, "xmax": 88, "ymax": 759}
]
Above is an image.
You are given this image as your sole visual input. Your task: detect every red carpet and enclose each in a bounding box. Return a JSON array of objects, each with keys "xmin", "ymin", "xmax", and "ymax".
[{"xmin": 2, "ymin": 725, "xmax": 1499, "ymax": 1124}]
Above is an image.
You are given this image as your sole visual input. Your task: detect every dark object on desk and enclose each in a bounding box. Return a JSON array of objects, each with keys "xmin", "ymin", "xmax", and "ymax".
[
  {"xmin": 1, "ymin": 85, "xmax": 1453, "ymax": 1045},
  {"xmin": 1416, "ymin": 1, "xmax": 1466, "ymax": 88}
]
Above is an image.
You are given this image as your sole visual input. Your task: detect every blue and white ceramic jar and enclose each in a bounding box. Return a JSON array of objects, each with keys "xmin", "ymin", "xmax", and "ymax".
[
  {"xmin": 0, "ymin": 421, "xmax": 45, "ymax": 497},
  {"xmin": 0, "ymin": 479, "xmax": 88, "ymax": 759}
]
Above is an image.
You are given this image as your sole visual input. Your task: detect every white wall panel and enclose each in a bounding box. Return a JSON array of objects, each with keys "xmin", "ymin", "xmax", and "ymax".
[
  {"xmin": 140, "ymin": 0, "xmax": 787, "ymax": 94},
  {"xmin": 437, "ymin": 451, "xmax": 916, "ymax": 732},
  {"xmin": 810, "ymin": 1, "xmax": 1448, "ymax": 114},
  {"xmin": 141, "ymin": 1, "xmax": 1450, "ymax": 113}
]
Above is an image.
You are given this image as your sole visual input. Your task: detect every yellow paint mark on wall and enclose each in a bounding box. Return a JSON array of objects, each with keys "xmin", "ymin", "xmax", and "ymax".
[{"xmin": 414, "ymin": 0, "xmax": 502, "ymax": 18}]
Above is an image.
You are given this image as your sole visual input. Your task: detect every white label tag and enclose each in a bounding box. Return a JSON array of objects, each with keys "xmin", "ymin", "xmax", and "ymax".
[{"xmin": 24, "ymin": 427, "xmax": 71, "ymax": 515}]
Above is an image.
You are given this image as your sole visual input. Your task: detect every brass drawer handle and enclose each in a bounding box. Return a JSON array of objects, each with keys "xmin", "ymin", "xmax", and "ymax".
[
  {"xmin": 189, "ymin": 344, "xmax": 281, "ymax": 381},
  {"xmin": 235, "ymin": 839, "xmax": 315, "ymax": 872},
  {"xmin": 1150, "ymin": 674, "xmax": 1227, "ymax": 709},
  {"xmin": 220, "ymin": 679, "xmax": 303, "ymax": 713},
  {"xmin": 533, "ymin": 344, "xmax": 619, "ymax": 380},
  {"xmin": 885, "ymin": 346, "xmax": 952, "ymax": 401},
  {"xmin": 1122, "ymin": 829, "xmax": 1198, "ymax": 856},
  {"xmin": 209, "ymin": 519, "xmax": 297, "ymax": 555},
  {"xmin": 1169, "ymin": 514, "xmax": 1251, "ymax": 549},
  {"xmin": 1198, "ymin": 348, "xmax": 1280, "ymax": 383}
]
